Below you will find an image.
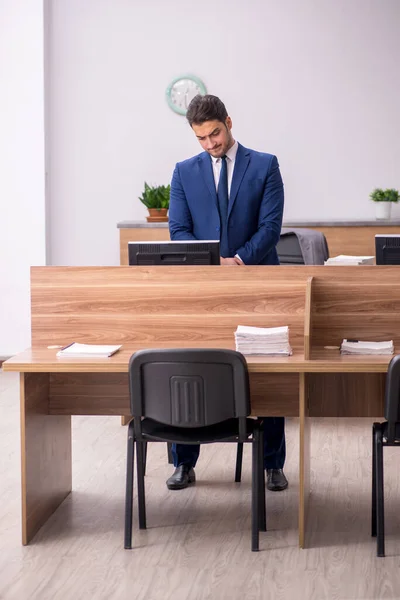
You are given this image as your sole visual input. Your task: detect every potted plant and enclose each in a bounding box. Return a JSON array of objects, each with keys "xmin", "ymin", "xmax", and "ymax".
[
  {"xmin": 139, "ymin": 182, "xmax": 170, "ymax": 222},
  {"xmin": 370, "ymin": 188, "xmax": 399, "ymax": 220}
]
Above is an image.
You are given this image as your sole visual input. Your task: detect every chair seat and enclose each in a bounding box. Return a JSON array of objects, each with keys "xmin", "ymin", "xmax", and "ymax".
[{"xmin": 140, "ymin": 417, "xmax": 258, "ymax": 444}]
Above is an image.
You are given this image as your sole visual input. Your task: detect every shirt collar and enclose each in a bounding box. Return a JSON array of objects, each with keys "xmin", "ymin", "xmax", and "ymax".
[{"xmin": 211, "ymin": 140, "xmax": 238, "ymax": 164}]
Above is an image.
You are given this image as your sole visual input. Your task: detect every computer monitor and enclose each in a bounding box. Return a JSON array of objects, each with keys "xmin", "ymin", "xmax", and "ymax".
[
  {"xmin": 375, "ymin": 235, "xmax": 400, "ymax": 265},
  {"xmin": 128, "ymin": 240, "xmax": 220, "ymax": 266}
]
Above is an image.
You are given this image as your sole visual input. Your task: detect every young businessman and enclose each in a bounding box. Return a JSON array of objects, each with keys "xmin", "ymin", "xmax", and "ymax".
[{"xmin": 168, "ymin": 94, "xmax": 287, "ymax": 492}]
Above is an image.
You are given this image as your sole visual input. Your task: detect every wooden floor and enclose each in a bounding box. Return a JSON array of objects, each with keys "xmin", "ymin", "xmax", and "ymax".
[{"xmin": 1, "ymin": 372, "xmax": 400, "ymax": 599}]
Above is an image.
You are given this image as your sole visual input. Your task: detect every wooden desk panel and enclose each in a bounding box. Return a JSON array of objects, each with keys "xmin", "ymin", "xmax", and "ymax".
[
  {"xmin": 30, "ymin": 267, "xmax": 308, "ymax": 352},
  {"xmin": 45, "ymin": 372, "xmax": 302, "ymax": 417},
  {"xmin": 308, "ymin": 373, "xmax": 386, "ymax": 417},
  {"xmin": 20, "ymin": 373, "xmax": 72, "ymax": 545},
  {"xmin": 311, "ymin": 279, "xmax": 400, "ymax": 348},
  {"xmin": 49, "ymin": 372, "xmax": 130, "ymax": 415},
  {"xmin": 307, "ymin": 226, "xmax": 400, "ymax": 258},
  {"xmin": 119, "ymin": 227, "xmax": 170, "ymax": 265}
]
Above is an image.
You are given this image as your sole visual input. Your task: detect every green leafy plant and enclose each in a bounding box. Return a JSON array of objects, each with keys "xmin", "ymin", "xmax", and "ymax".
[
  {"xmin": 369, "ymin": 188, "xmax": 400, "ymax": 203},
  {"xmin": 139, "ymin": 182, "xmax": 170, "ymax": 210}
]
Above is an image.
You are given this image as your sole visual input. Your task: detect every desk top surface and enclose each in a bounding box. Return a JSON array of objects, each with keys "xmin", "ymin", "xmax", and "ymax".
[{"xmin": 3, "ymin": 346, "xmax": 392, "ymax": 374}]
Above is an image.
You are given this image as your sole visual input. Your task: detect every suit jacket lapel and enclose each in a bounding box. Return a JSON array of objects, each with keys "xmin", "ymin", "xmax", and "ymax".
[
  {"xmin": 228, "ymin": 143, "xmax": 250, "ymax": 218},
  {"xmin": 198, "ymin": 153, "xmax": 218, "ymax": 208}
]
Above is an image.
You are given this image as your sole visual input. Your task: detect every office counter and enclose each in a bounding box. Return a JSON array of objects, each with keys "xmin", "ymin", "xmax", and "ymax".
[{"xmin": 117, "ymin": 220, "xmax": 400, "ymax": 264}]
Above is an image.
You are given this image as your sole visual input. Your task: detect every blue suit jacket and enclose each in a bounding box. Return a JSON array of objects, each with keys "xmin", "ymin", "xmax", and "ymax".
[{"xmin": 169, "ymin": 143, "xmax": 284, "ymax": 265}]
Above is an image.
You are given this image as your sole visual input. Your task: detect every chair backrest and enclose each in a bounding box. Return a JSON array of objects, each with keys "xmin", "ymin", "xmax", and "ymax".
[
  {"xmin": 278, "ymin": 229, "xmax": 330, "ymax": 265},
  {"xmin": 277, "ymin": 233, "xmax": 305, "ymax": 264},
  {"xmin": 384, "ymin": 354, "xmax": 400, "ymax": 441},
  {"xmin": 129, "ymin": 349, "xmax": 250, "ymax": 427}
]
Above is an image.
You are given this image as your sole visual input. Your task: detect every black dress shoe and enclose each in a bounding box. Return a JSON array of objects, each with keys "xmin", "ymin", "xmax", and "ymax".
[
  {"xmin": 166, "ymin": 465, "xmax": 196, "ymax": 490},
  {"xmin": 266, "ymin": 469, "xmax": 288, "ymax": 491}
]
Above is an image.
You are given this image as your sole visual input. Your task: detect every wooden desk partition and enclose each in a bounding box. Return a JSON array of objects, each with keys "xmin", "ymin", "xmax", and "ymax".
[
  {"xmin": 29, "ymin": 266, "xmax": 310, "ymax": 418},
  {"xmin": 4, "ymin": 265, "xmax": 400, "ymax": 548}
]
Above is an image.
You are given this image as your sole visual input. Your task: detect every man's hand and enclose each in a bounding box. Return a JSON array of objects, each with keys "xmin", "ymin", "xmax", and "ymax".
[{"xmin": 220, "ymin": 257, "xmax": 243, "ymax": 265}]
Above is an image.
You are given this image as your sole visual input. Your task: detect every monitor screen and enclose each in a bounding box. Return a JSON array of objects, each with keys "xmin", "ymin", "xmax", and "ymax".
[
  {"xmin": 375, "ymin": 235, "xmax": 400, "ymax": 265},
  {"xmin": 128, "ymin": 240, "xmax": 220, "ymax": 266}
]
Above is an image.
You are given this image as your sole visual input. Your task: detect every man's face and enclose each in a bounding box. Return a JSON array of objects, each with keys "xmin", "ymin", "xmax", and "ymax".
[{"xmin": 192, "ymin": 117, "xmax": 234, "ymax": 158}]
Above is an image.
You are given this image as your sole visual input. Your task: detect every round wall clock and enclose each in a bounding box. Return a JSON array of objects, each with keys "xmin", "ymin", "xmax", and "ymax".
[{"xmin": 166, "ymin": 75, "xmax": 207, "ymax": 116}]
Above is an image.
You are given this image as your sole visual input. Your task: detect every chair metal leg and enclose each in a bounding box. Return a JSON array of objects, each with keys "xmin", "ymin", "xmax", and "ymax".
[
  {"xmin": 371, "ymin": 423, "xmax": 377, "ymax": 537},
  {"xmin": 375, "ymin": 425, "xmax": 385, "ymax": 557},
  {"xmin": 258, "ymin": 427, "xmax": 267, "ymax": 532},
  {"xmin": 143, "ymin": 441, "xmax": 148, "ymax": 476},
  {"xmin": 124, "ymin": 421, "xmax": 135, "ymax": 549},
  {"xmin": 167, "ymin": 442, "xmax": 174, "ymax": 464},
  {"xmin": 136, "ymin": 439, "xmax": 147, "ymax": 530},
  {"xmin": 235, "ymin": 443, "xmax": 244, "ymax": 482},
  {"xmin": 251, "ymin": 429, "xmax": 260, "ymax": 551}
]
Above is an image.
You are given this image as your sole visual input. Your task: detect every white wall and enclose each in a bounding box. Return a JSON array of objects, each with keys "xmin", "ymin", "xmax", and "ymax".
[
  {"xmin": 48, "ymin": 0, "xmax": 400, "ymax": 267},
  {"xmin": 0, "ymin": 0, "xmax": 46, "ymax": 356}
]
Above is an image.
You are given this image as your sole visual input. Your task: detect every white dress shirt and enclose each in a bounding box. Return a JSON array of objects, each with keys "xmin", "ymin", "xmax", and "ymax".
[{"xmin": 210, "ymin": 141, "xmax": 243, "ymax": 263}]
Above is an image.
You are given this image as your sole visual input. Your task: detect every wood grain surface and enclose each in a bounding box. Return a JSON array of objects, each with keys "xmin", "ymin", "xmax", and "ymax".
[
  {"xmin": 3, "ymin": 346, "xmax": 393, "ymax": 374},
  {"xmin": 308, "ymin": 372, "xmax": 386, "ymax": 417},
  {"xmin": 29, "ymin": 266, "xmax": 308, "ymax": 352},
  {"xmin": 311, "ymin": 279, "xmax": 400, "ymax": 348},
  {"xmin": 20, "ymin": 373, "xmax": 72, "ymax": 545},
  {"xmin": 119, "ymin": 227, "xmax": 170, "ymax": 264},
  {"xmin": 309, "ymin": 225, "xmax": 400, "ymax": 257},
  {"xmin": 21, "ymin": 372, "xmax": 303, "ymax": 418},
  {"xmin": 299, "ymin": 373, "xmax": 311, "ymax": 548},
  {"xmin": 304, "ymin": 277, "xmax": 313, "ymax": 360}
]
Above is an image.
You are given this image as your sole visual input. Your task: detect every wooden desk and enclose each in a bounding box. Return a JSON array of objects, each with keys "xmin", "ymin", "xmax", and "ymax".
[
  {"xmin": 4, "ymin": 266, "xmax": 400, "ymax": 548},
  {"xmin": 118, "ymin": 221, "xmax": 400, "ymax": 263}
]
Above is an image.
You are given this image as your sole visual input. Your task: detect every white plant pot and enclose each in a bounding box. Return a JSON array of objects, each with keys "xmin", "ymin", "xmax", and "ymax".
[{"xmin": 375, "ymin": 202, "xmax": 392, "ymax": 220}]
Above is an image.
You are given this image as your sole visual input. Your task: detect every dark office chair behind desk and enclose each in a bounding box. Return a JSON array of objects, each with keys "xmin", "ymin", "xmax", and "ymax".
[
  {"xmin": 277, "ymin": 229, "xmax": 329, "ymax": 265},
  {"xmin": 277, "ymin": 233, "xmax": 305, "ymax": 264}
]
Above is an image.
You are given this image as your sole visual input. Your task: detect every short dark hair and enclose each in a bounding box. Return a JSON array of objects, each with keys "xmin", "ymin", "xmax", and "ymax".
[{"xmin": 186, "ymin": 94, "xmax": 228, "ymax": 127}]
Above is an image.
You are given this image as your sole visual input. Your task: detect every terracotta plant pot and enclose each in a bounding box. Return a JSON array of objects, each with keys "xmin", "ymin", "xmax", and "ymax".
[{"xmin": 146, "ymin": 208, "xmax": 168, "ymax": 223}]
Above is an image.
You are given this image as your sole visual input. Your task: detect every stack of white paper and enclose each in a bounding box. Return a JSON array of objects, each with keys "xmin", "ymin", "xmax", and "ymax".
[
  {"xmin": 235, "ymin": 325, "xmax": 292, "ymax": 356},
  {"xmin": 324, "ymin": 255, "xmax": 374, "ymax": 266},
  {"xmin": 57, "ymin": 343, "xmax": 122, "ymax": 358},
  {"xmin": 340, "ymin": 339, "xmax": 394, "ymax": 355}
]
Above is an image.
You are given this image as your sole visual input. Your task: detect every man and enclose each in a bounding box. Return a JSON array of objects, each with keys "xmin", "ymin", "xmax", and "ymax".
[{"xmin": 168, "ymin": 94, "xmax": 287, "ymax": 493}]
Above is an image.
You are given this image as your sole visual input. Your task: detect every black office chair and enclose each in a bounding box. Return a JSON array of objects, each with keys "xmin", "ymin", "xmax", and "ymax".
[
  {"xmin": 277, "ymin": 229, "xmax": 330, "ymax": 265},
  {"xmin": 372, "ymin": 354, "xmax": 400, "ymax": 557},
  {"xmin": 124, "ymin": 348, "xmax": 266, "ymax": 552},
  {"xmin": 276, "ymin": 232, "xmax": 305, "ymax": 264}
]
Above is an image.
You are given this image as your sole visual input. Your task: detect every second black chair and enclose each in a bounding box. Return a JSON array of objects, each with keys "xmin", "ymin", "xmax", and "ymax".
[
  {"xmin": 124, "ymin": 348, "xmax": 266, "ymax": 552},
  {"xmin": 372, "ymin": 354, "xmax": 400, "ymax": 557}
]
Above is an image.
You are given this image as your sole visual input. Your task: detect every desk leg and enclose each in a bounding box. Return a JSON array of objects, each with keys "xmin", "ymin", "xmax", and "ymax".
[
  {"xmin": 20, "ymin": 373, "xmax": 72, "ymax": 545},
  {"xmin": 121, "ymin": 416, "xmax": 131, "ymax": 426},
  {"xmin": 299, "ymin": 373, "xmax": 311, "ymax": 549}
]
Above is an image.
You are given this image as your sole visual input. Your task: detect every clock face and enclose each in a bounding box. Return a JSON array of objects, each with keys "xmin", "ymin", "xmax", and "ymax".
[{"xmin": 166, "ymin": 75, "xmax": 207, "ymax": 115}]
